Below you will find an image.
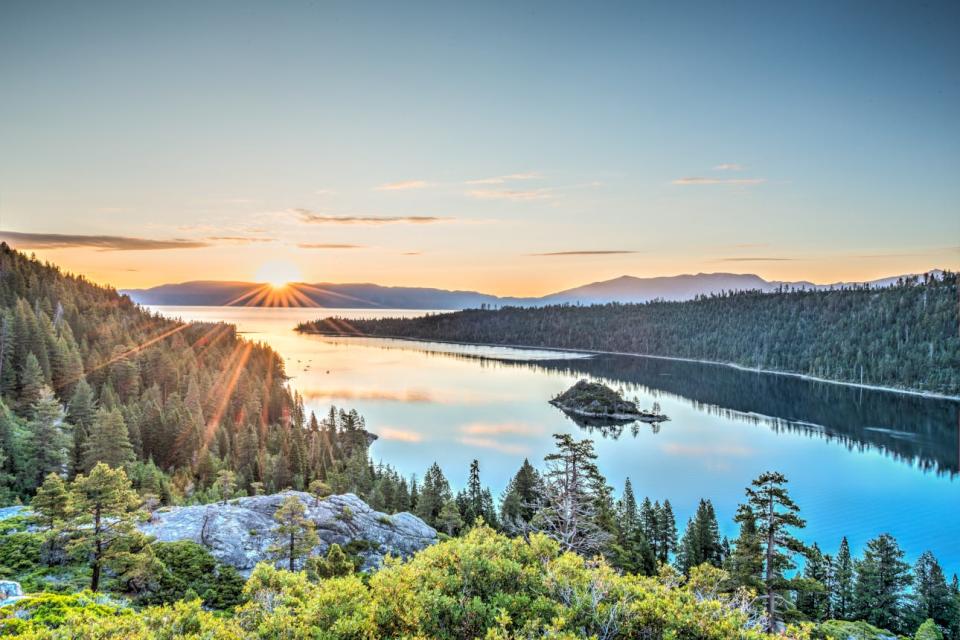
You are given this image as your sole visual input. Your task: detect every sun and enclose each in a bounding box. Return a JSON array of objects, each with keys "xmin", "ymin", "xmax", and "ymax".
[{"xmin": 255, "ymin": 260, "xmax": 302, "ymax": 289}]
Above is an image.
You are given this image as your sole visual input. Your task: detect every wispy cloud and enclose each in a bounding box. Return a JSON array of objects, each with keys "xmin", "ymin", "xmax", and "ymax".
[
  {"xmin": 374, "ymin": 180, "xmax": 430, "ymax": 191},
  {"xmin": 0, "ymin": 230, "xmax": 209, "ymax": 251},
  {"xmin": 465, "ymin": 172, "xmax": 541, "ymax": 185},
  {"xmin": 297, "ymin": 243, "xmax": 366, "ymax": 249},
  {"xmin": 402, "ymin": 251, "xmax": 422, "ymax": 256},
  {"xmin": 207, "ymin": 236, "xmax": 275, "ymax": 244},
  {"xmin": 672, "ymin": 177, "xmax": 765, "ymax": 186},
  {"xmin": 715, "ymin": 257, "xmax": 794, "ymax": 262},
  {"xmin": 529, "ymin": 250, "xmax": 639, "ymax": 256},
  {"xmin": 296, "ymin": 209, "xmax": 450, "ymax": 225},
  {"xmin": 467, "ymin": 189, "xmax": 552, "ymax": 201},
  {"xmin": 713, "ymin": 163, "xmax": 744, "ymax": 171}
]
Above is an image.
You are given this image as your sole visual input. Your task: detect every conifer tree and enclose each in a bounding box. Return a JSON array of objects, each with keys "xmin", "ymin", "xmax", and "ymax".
[
  {"xmin": 437, "ymin": 498, "xmax": 464, "ymax": 536},
  {"xmin": 832, "ymin": 536, "xmax": 855, "ymax": 619},
  {"xmin": 269, "ymin": 495, "xmax": 319, "ymax": 571},
  {"xmin": 500, "ymin": 458, "xmax": 541, "ymax": 530},
  {"xmin": 414, "ymin": 463, "xmax": 451, "ymax": 527},
  {"xmin": 910, "ymin": 551, "xmax": 957, "ymax": 635},
  {"xmin": 741, "ymin": 471, "xmax": 807, "ymax": 631},
  {"xmin": 83, "ymin": 407, "xmax": 135, "ymax": 471},
  {"xmin": 532, "ymin": 434, "xmax": 611, "ymax": 555},
  {"xmin": 797, "ymin": 543, "xmax": 832, "ymax": 621},
  {"xmin": 676, "ymin": 498, "xmax": 723, "ymax": 574},
  {"xmin": 25, "ymin": 388, "xmax": 69, "ymax": 490},
  {"xmin": 18, "ymin": 352, "xmax": 45, "ymax": 414},
  {"xmin": 725, "ymin": 504, "xmax": 764, "ymax": 593},
  {"xmin": 66, "ymin": 463, "xmax": 143, "ymax": 591},
  {"xmin": 32, "ymin": 472, "xmax": 71, "ymax": 531},
  {"xmin": 853, "ymin": 533, "xmax": 912, "ymax": 633}
]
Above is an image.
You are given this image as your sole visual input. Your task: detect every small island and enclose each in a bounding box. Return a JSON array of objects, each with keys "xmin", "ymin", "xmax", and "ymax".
[{"xmin": 549, "ymin": 380, "xmax": 669, "ymax": 426}]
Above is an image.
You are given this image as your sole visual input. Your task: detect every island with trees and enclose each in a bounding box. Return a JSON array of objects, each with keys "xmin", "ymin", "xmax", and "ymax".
[{"xmin": 549, "ymin": 379, "xmax": 668, "ymax": 425}]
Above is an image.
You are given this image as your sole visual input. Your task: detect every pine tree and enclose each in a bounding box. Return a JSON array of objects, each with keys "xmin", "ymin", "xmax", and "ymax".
[
  {"xmin": 676, "ymin": 498, "xmax": 723, "ymax": 574},
  {"xmin": 25, "ymin": 388, "xmax": 69, "ymax": 490},
  {"xmin": 532, "ymin": 434, "xmax": 611, "ymax": 555},
  {"xmin": 67, "ymin": 379, "xmax": 97, "ymax": 475},
  {"xmin": 616, "ymin": 477, "xmax": 639, "ymax": 535},
  {"xmin": 306, "ymin": 543, "xmax": 353, "ymax": 580},
  {"xmin": 741, "ymin": 471, "xmax": 807, "ymax": 631},
  {"xmin": 18, "ymin": 352, "xmax": 46, "ymax": 414},
  {"xmin": 832, "ymin": 537, "xmax": 855, "ymax": 619},
  {"xmin": 653, "ymin": 500, "xmax": 678, "ymax": 564},
  {"xmin": 911, "ymin": 551, "xmax": 957, "ymax": 636},
  {"xmin": 414, "ymin": 463, "xmax": 451, "ymax": 527},
  {"xmin": 437, "ymin": 498, "xmax": 464, "ymax": 536},
  {"xmin": 500, "ymin": 458, "xmax": 541, "ymax": 531},
  {"xmin": 32, "ymin": 472, "xmax": 70, "ymax": 531},
  {"xmin": 83, "ymin": 407, "xmax": 135, "ymax": 471},
  {"xmin": 797, "ymin": 543, "xmax": 831, "ymax": 621},
  {"xmin": 66, "ymin": 463, "xmax": 143, "ymax": 591},
  {"xmin": 853, "ymin": 533, "xmax": 912, "ymax": 634},
  {"xmin": 268, "ymin": 495, "xmax": 319, "ymax": 571},
  {"xmin": 725, "ymin": 504, "xmax": 764, "ymax": 593}
]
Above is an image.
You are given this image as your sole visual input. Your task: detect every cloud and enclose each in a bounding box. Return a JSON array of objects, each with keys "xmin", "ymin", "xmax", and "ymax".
[
  {"xmin": 402, "ymin": 251, "xmax": 422, "ymax": 256},
  {"xmin": 374, "ymin": 180, "xmax": 430, "ymax": 191},
  {"xmin": 0, "ymin": 230, "xmax": 210, "ymax": 251},
  {"xmin": 467, "ymin": 189, "xmax": 552, "ymax": 201},
  {"xmin": 297, "ymin": 243, "xmax": 366, "ymax": 249},
  {"xmin": 296, "ymin": 209, "xmax": 450, "ymax": 225},
  {"xmin": 378, "ymin": 427, "xmax": 424, "ymax": 443},
  {"xmin": 458, "ymin": 436, "xmax": 529, "ymax": 455},
  {"xmin": 529, "ymin": 250, "xmax": 639, "ymax": 256},
  {"xmin": 672, "ymin": 177, "xmax": 765, "ymax": 186},
  {"xmin": 207, "ymin": 236, "xmax": 275, "ymax": 244},
  {"xmin": 715, "ymin": 257, "xmax": 794, "ymax": 262},
  {"xmin": 713, "ymin": 163, "xmax": 744, "ymax": 171},
  {"xmin": 465, "ymin": 172, "xmax": 541, "ymax": 185}
]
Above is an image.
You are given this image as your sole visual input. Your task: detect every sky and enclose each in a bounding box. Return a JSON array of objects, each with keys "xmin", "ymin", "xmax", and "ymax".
[{"xmin": 1, "ymin": 0, "xmax": 958, "ymax": 296}]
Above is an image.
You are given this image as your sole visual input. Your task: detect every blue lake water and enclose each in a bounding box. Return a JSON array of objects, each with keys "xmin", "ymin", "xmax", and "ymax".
[{"xmin": 154, "ymin": 305, "xmax": 960, "ymax": 574}]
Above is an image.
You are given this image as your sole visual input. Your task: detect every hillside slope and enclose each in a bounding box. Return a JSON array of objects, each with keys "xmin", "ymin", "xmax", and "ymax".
[{"xmin": 298, "ymin": 272, "xmax": 960, "ymax": 395}]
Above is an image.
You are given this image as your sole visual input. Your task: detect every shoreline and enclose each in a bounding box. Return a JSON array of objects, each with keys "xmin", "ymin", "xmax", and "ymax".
[{"xmin": 296, "ymin": 328, "xmax": 960, "ymax": 402}]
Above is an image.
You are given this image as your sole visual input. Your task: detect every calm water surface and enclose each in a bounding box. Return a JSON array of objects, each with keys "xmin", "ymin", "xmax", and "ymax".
[{"xmin": 153, "ymin": 306, "xmax": 960, "ymax": 573}]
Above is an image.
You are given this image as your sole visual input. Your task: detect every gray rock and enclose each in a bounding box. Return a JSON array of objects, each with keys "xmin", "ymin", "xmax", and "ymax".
[
  {"xmin": 140, "ymin": 492, "xmax": 436, "ymax": 574},
  {"xmin": 0, "ymin": 580, "xmax": 24, "ymax": 608}
]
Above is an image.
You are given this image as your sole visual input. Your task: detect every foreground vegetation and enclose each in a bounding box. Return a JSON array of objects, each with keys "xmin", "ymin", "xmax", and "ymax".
[{"xmin": 298, "ymin": 272, "xmax": 960, "ymax": 395}]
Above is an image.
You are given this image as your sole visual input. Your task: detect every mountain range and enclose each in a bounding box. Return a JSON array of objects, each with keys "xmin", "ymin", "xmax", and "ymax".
[{"xmin": 121, "ymin": 270, "xmax": 942, "ymax": 309}]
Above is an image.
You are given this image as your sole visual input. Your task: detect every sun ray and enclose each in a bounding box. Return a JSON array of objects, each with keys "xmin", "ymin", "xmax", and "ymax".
[{"xmin": 57, "ymin": 323, "xmax": 189, "ymax": 391}]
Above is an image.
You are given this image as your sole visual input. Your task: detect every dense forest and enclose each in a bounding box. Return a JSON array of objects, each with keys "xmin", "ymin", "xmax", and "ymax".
[
  {"xmin": 298, "ymin": 272, "xmax": 960, "ymax": 396},
  {"xmin": 0, "ymin": 243, "xmax": 366, "ymax": 505}
]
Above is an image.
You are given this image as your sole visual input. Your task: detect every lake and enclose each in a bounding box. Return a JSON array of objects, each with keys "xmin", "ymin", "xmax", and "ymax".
[{"xmin": 152, "ymin": 305, "xmax": 960, "ymax": 573}]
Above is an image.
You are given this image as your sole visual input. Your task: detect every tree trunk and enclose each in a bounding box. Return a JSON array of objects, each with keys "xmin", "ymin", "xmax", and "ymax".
[
  {"xmin": 91, "ymin": 506, "xmax": 102, "ymax": 592},
  {"xmin": 765, "ymin": 493, "xmax": 775, "ymax": 631},
  {"xmin": 289, "ymin": 531, "xmax": 295, "ymax": 571}
]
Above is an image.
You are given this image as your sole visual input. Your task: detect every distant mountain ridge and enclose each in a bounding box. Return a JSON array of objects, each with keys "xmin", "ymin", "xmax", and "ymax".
[{"xmin": 122, "ymin": 270, "xmax": 943, "ymax": 309}]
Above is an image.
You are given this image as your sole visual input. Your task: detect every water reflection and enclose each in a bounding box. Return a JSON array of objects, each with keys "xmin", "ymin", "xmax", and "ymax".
[{"xmin": 510, "ymin": 354, "xmax": 960, "ymax": 477}]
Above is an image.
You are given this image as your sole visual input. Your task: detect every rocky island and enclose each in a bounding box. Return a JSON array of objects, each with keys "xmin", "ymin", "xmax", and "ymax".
[{"xmin": 550, "ymin": 380, "xmax": 669, "ymax": 426}]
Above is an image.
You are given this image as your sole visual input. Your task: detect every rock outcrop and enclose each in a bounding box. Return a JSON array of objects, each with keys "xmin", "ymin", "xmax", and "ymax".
[
  {"xmin": 140, "ymin": 492, "xmax": 436, "ymax": 574},
  {"xmin": 0, "ymin": 581, "xmax": 24, "ymax": 607}
]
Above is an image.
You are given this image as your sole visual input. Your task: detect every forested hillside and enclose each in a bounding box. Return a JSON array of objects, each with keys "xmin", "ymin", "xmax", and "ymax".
[
  {"xmin": 0, "ymin": 244, "xmax": 362, "ymax": 504},
  {"xmin": 299, "ymin": 272, "xmax": 960, "ymax": 395}
]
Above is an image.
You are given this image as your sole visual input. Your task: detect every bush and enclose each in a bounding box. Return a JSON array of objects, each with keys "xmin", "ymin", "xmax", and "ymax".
[{"xmin": 137, "ymin": 540, "xmax": 245, "ymax": 609}]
